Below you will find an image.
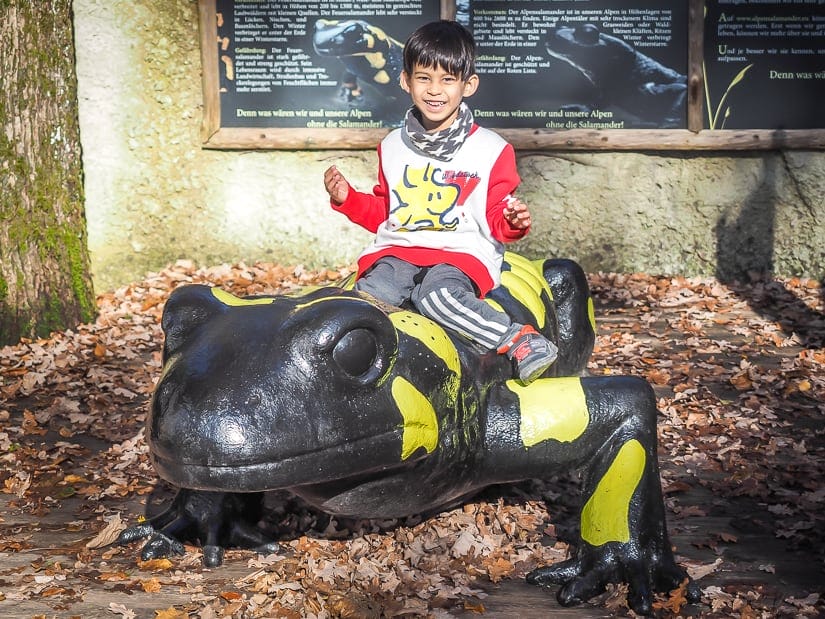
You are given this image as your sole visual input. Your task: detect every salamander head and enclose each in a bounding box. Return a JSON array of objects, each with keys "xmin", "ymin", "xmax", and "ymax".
[
  {"xmin": 148, "ymin": 284, "xmax": 461, "ymax": 492},
  {"xmin": 545, "ymin": 23, "xmax": 635, "ymax": 85},
  {"xmin": 312, "ymin": 19, "xmax": 375, "ymax": 57}
]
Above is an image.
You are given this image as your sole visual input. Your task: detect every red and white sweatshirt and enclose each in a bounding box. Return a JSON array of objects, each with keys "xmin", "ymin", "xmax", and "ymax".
[{"xmin": 332, "ymin": 124, "xmax": 527, "ymax": 297}]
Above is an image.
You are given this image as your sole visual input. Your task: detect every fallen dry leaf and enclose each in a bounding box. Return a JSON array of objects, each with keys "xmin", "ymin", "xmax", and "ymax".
[
  {"xmin": 98, "ymin": 571, "xmax": 130, "ymax": 581},
  {"xmin": 137, "ymin": 558, "xmax": 174, "ymax": 572},
  {"xmin": 86, "ymin": 513, "xmax": 125, "ymax": 548},
  {"xmin": 108, "ymin": 603, "xmax": 137, "ymax": 619},
  {"xmin": 141, "ymin": 577, "xmax": 162, "ymax": 592},
  {"xmin": 463, "ymin": 600, "xmax": 487, "ymax": 613},
  {"xmin": 327, "ymin": 593, "xmax": 382, "ymax": 619},
  {"xmin": 653, "ymin": 578, "xmax": 691, "ymax": 614},
  {"xmin": 686, "ymin": 553, "xmax": 723, "ymax": 581}
]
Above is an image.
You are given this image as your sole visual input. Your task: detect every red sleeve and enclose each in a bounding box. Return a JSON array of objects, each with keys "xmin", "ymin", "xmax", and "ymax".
[
  {"xmin": 330, "ymin": 145, "xmax": 389, "ymax": 233},
  {"xmin": 486, "ymin": 143, "xmax": 528, "ymax": 242}
]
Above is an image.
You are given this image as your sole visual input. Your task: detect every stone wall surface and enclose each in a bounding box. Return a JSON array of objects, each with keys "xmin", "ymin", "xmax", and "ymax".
[{"xmin": 74, "ymin": 0, "xmax": 825, "ymax": 292}]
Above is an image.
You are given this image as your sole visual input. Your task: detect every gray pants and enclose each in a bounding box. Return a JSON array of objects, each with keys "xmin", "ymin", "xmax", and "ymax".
[{"xmin": 356, "ymin": 256, "xmax": 512, "ymax": 350}]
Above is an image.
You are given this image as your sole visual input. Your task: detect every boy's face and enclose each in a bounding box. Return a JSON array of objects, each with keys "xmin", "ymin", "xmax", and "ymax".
[{"xmin": 400, "ymin": 63, "xmax": 479, "ymax": 133}]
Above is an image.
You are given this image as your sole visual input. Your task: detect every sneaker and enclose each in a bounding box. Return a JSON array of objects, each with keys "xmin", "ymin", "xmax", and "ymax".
[{"xmin": 497, "ymin": 324, "xmax": 558, "ymax": 384}]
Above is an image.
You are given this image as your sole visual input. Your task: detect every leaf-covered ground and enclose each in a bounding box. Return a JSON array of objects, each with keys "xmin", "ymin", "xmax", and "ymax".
[{"xmin": 0, "ymin": 261, "xmax": 823, "ymax": 618}]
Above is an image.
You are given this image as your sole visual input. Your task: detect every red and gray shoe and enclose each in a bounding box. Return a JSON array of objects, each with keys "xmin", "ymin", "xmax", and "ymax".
[{"xmin": 497, "ymin": 324, "xmax": 558, "ymax": 384}]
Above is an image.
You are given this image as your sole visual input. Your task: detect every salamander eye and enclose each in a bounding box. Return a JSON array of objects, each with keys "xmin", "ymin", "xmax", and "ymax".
[
  {"xmin": 332, "ymin": 328, "xmax": 378, "ymax": 377},
  {"xmin": 576, "ymin": 24, "xmax": 600, "ymax": 45}
]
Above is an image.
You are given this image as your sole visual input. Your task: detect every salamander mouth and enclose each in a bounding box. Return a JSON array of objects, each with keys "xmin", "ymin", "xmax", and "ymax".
[{"xmin": 150, "ymin": 430, "xmax": 410, "ymax": 492}]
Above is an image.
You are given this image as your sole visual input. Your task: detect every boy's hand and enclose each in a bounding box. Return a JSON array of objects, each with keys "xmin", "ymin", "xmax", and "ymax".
[
  {"xmin": 502, "ymin": 196, "xmax": 532, "ymax": 230},
  {"xmin": 324, "ymin": 165, "xmax": 350, "ymax": 205}
]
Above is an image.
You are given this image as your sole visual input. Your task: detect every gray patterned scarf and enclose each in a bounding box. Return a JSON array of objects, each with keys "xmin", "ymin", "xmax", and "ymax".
[{"xmin": 403, "ymin": 102, "xmax": 474, "ymax": 162}]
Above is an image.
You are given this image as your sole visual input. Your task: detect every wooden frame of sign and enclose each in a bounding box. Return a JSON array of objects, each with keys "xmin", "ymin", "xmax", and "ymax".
[{"xmin": 198, "ymin": 0, "xmax": 825, "ymax": 150}]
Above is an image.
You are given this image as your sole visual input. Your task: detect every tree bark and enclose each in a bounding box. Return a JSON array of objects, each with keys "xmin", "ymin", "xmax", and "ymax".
[{"xmin": 0, "ymin": 1, "xmax": 95, "ymax": 345}]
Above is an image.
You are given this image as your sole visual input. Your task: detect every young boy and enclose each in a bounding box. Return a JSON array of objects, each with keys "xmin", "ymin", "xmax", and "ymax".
[{"xmin": 323, "ymin": 19, "xmax": 557, "ymax": 383}]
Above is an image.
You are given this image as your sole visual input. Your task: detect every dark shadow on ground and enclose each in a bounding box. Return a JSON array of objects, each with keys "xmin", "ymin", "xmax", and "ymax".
[{"xmin": 716, "ymin": 153, "xmax": 825, "ymax": 349}]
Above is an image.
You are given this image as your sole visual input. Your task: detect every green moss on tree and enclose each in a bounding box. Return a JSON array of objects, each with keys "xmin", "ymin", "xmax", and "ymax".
[
  {"xmin": 65, "ymin": 229, "xmax": 96, "ymax": 322},
  {"xmin": 0, "ymin": 1, "xmax": 95, "ymax": 345}
]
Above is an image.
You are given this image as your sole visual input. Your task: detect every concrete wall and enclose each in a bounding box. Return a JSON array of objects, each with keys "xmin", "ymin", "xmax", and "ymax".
[{"xmin": 74, "ymin": 0, "xmax": 825, "ymax": 293}]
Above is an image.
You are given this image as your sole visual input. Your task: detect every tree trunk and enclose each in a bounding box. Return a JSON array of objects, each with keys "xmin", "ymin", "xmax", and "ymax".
[{"xmin": 0, "ymin": 1, "xmax": 95, "ymax": 345}]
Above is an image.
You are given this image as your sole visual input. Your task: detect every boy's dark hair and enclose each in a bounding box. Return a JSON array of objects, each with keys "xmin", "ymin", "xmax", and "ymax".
[{"xmin": 403, "ymin": 20, "xmax": 476, "ymax": 80}]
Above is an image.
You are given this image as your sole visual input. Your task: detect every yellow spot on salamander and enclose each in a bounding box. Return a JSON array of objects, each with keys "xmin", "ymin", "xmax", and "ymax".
[
  {"xmin": 500, "ymin": 271, "xmax": 546, "ymax": 329},
  {"xmin": 365, "ymin": 50, "xmax": 386, "ymax": 70},
  {"xmin": 292, "ymin": 296, "xmax": 370, "ymax": 312},
  {"xmin": 484, "ymin": 297, "xmax": 504, "ymax": 314},
  {"xmin": 525, "ymin": 255, "xmax": 555, "ymax": 301},
  {"xmin": 339, "ymin": 272, "xmax": 357, "ymax": 290},
  {"xmin": 507, "ymin": 252, "xmax": 554, "ymax": 302},
  {"xmin": 501, "ymin": 253, "xmax": 554, "ymax": 328},
  {"xmin": 580, "ymin": 439, "xmax": 646, "ymax": 546},
  {"xmin": 211, "ymin": 287, "xmax": 274, "ymax": 306},
  {"xmin": 389, "ymin": 311, "xmax": 460, "ymax": 378},
  {"xmin": 506, "ymin": 377, "xmax": 589, "ymax": 447},
  {"xmin": 392, "ymin": 376, "xmax": 438, "ymax": 460},
  {"xmin": 587, "ymin": 296, "xmax": 597, "ymax": 334}
]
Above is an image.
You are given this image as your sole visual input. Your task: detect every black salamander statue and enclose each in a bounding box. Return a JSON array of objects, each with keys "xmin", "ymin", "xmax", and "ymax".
[
  {"xmin": 119, "ymin": 253, "xmax": 699, "ymax": 614},
  {"xmin": 546, "ymin": 23, "xmax": 687, "ymax": 127}
]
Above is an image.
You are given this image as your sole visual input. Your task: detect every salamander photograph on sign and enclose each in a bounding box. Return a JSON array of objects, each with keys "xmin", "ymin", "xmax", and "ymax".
[{"xmin": 463, "ymin": 0, "xmax": 689, "ymax": 130}]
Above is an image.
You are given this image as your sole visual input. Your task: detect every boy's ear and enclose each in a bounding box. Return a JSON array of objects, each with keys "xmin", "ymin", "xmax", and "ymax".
[
  {"xmin": 463, "ymin": 73, "xmax": 479, "ymax": 98},
  {"xmin": 400, "ymin": 71, "xmax": 411, "ymax": 93}
]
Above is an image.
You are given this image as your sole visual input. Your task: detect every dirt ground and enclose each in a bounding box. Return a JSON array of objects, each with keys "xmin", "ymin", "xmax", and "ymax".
[{"xmin": 1, "ymin": 262, "xmax": 823, "ymax": 618}]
